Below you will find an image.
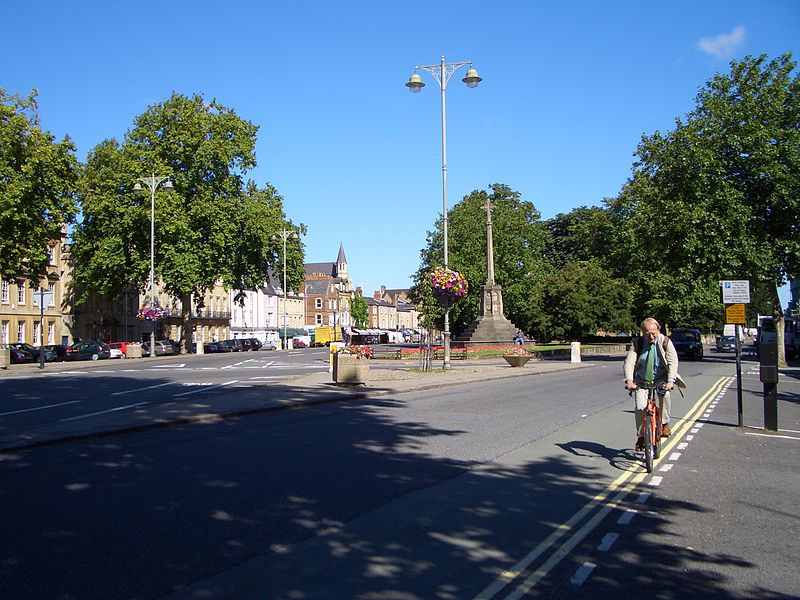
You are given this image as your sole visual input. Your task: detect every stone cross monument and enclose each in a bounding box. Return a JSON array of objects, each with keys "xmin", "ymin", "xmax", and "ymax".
[{"xmin": 459, "ymin": 195, "xmax": 519, "ymax": 344}]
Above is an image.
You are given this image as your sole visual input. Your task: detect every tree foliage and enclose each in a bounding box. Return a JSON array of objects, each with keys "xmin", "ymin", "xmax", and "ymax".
[
  {"xmin": 540, "ymin": 260, "xmax": 633, "ymax": 339},
  {"xmin": 0, "ymin": 89, "xmax": 79, "ymax": 280},
  {"xmin": 411, "ymin": 183, "xmax": 550, "ymax": 336},
  {"xmin": 71, "ymin": 93, "xmax": 304, "ymax": 349},
  {"xmin": 350, "ymin": 294, "xmax": 369, "ymax": 329},
  {"xmin": 610, "ymin": 53, "xmax": 800, "ymax": 355}
]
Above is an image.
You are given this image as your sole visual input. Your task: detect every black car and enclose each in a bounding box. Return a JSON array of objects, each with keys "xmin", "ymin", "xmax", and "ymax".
[
  {"xmin": 43, "ymin": 344, "xmax": 69, "ymax": 361},
  {"xmin": 715, "ymin": 335, "xmax": 737, "ymax": 352},
  {"xmin": 8, "ymin": 346, "xmax": 34, "ymax": 364},
  {"xmin": 670, "ymin": 329, "xmax": 704, "ymax": 360},
  {"xmin": 219, "ymin": 339, "xmax": 246, "ymax": 352},
  {"xmin": 66, "ymin": 341, "xmax": 111, "ymax": 361},
  {"xmin": 9, "ymin": 343, "xmax": 55, "ymax": 362},
  {"xmin": 245, "ymin": 338, "xmax": 263, "ymax": 351}
]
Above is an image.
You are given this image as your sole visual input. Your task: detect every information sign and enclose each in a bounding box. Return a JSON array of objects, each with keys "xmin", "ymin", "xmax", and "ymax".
[
  {"xmin": 720, "ymin": 280, "xmax": 750, "ymax": 304},
  {"xmin": 725, "ymin": 303, "xmax": 746, "ymax": 325}
]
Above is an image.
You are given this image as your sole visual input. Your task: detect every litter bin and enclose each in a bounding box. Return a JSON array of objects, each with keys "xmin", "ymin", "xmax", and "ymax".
[{"xmin": 0, "ymin": 344, "xmax": 9, "ymax": 370}]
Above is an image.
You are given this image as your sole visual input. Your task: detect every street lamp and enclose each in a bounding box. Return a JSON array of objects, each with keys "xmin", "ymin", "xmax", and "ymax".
[
  {"xmin": 134, "ymin": 174, "xmax": 173, "ymax": 356},
  {"xmin": 406, "ymin": 56, "xmax": 482, "ymax": 370},
  {"xmin": 275, "ymin": 228, "xmax": 297, "ymax": 350}
]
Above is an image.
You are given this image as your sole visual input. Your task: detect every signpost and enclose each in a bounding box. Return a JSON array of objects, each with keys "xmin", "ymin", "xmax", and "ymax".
[{"xmin": 720, "ymin": 280, "xmax": 750, "ymax": 427}]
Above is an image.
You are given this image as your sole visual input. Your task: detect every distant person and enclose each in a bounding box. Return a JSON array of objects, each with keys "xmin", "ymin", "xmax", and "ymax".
[
  {"xmin": 514, "ymin": 330, "xmax": 524, "ymax": 345},
  {"xmin": 623, "ymin": 317, "xmax": 680, "ymax": 450}
]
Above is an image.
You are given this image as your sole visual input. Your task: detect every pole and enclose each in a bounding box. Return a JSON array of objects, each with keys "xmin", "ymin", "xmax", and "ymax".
[
  {"xmin": 39, "ymin": 287, "xmax": 45, "ymax": 370},
  {"xmin": 283, "ymin": 231, "xmax": 288, "ymax": 351},
  {"xmin": 149, "ymin": 173, "xmax": 156, "ymax": 357},
  {"xmin": 736, "ymin": 324, "xmax": 743, "ymax": 427},
  {"xmin": 439, "ymin": 56, "xmax": 451, "ymax": 371}
]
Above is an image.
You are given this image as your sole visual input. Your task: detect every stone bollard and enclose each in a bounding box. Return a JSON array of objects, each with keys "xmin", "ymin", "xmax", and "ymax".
[{"xmin": 570, "ymin": 341, "xmax": 581, "ymax": 363}]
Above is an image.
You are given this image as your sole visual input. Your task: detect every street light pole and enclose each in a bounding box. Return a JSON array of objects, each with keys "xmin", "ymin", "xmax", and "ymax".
[
  {"xmin": 134, "ymin": 173, "xmax": 173, "ymax": 356},
  {"xmin": 275, "ymin": 228, "xmax": 297, "ymax": 350},
  {"xmin": 406, "ymin": 56, "xmax": 482, "ymax": 370}
]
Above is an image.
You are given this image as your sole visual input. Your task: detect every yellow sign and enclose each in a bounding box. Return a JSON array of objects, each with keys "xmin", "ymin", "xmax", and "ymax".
[{"xmin": 725, "ymin": 303, "xmax": 746, "ymax": 325}]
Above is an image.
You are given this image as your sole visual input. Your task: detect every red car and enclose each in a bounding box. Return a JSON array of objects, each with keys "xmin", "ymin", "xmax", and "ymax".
[{"xmin": 108, "ymin": 342, "xmax": 129, "ymax": 357}]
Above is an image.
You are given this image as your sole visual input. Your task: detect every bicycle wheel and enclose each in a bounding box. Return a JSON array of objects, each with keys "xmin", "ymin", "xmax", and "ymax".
[
  {"xmin": 643, "ymin": 411, "xmax": 654, "ymax": 473},
  {"xmin": 653, "ymin": 406, "xmax": 662, "ymax": 460}
]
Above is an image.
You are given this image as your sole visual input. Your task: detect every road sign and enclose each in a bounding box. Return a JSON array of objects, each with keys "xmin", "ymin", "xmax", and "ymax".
[
  {"xmin": 725, "ymin": 303, "xmax": 746, "ymax": 325},
  {"xmin": 720, "ymin": 280, "xmax": 750, "ymax": 304}
]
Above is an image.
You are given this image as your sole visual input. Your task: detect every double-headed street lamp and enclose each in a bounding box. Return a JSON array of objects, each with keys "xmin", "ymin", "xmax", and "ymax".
[
  {"xmin": 275, "ymin": 228, "xmax": 297, "ymax": 350},
  {"xmin": 134, "ymin": 174, "xmax": 173, "ymax": 355},
  {"xmin": 406, "ymin": 56, "xmax": 482, "ymax": 370}
]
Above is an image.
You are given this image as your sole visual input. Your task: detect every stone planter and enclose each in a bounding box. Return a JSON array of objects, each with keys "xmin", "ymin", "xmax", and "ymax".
[
  {"xmin": 333, "ymin": 353, "xmax": 369, "ymax": 385},
  {"xmin": 126, "ymin": 343, "xmax": 143, "ymax": 359},
  {"xmin": 502, "ymin": 354, "xmax": 531, "ymax": 367}
]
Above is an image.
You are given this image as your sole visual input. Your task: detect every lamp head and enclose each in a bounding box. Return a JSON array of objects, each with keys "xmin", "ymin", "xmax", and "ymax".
[
  {"xmin": 162, "ymin": 180, "xmax": 174, "ymax": 191},
  {"xmin": 133, "ymin": 182, "xmax": 143, "ymax": 195},
  {"xmin": 406, "ymin": 72, "xmax": 425, "ymax": 93},
  {"xmin": 462, "ymin": 66, "xmax": 482, "ymax": 88}
]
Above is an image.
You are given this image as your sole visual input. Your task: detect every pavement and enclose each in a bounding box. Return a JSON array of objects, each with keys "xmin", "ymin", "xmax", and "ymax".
[{"xmin": 0, "ymin": 353, "xmax": 594, "ymax": 452}]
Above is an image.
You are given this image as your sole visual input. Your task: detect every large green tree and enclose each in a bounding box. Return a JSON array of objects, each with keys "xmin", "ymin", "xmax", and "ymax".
[
  {"xmin": 0, "ymin": 89, "xmax": 79, "ymax": 280},
  {"xmin": 350, "ymin": 294, "xmax": 369, "ymax": 329},
  {"xmin": 411, "ymin": 183, "xmax": 550, "ymax": 336},
  {"xmin": 71, "ymin": 93, "xmax": 304, "ymax": 351},
  {"xmin": 540, "ymin": 260, "xmax": 632, "ymax": 339},
  {"xmin": 611, "ymin": 54, "xmax": 800, "ymax": 361},
  {"xmin": 544, "ymin": 206, "xmax": 617, "ymax": 271}
]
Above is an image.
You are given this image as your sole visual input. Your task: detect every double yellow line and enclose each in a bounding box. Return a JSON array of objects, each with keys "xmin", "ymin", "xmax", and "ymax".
[{"xmin": 473, "ymin": 376, "xmax": 732, "ymax": 600}]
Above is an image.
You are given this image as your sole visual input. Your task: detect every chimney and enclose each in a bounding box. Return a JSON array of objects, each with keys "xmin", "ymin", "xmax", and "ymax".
[{"xmin": 356, "ymin": 286, "xmax": 362, "ymax": 297}]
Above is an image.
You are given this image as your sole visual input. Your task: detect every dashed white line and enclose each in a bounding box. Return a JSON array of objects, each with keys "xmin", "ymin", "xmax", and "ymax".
[
  {"xmin": 0, "ymin": 400, "xmax": 79, "ymax": 416},
  {"xmin": 112, "ymin": 382, "xmax": 174, "ymax": 396},
  {"xmin": 597, "ymin": 533, "xmax": 619, "ymax": 552},
  {"xmin": 173, "ymin": 380, "xmax": 238, "ymax": 397},
  {"xmin": 669, "ymin": 452, "xmax": 681, "ymax": 461},
  {"xmin": 635, "ymin": 492, "xmax": 651, "ymax": 504},
  {"xmin": 659, "ymin": 463, "xmax": 673, "ymax": 472},
  {"xmin": 678, "ymin": 442, "xmax": 688, "ymax": 450},
  {"xmin": 616, "ymin": 509, "xmax": 636, "ymax": 525},
  {"xmin": 648, "ymin": 476, "xmax": 663, "ymax": 487},
  {"xmin": 60, "ymin": 401, "xmax": 150, "ymax": 421},
  {"xmin": 744, "ymin": 432, "xmax": 800, "ymax": 441},
  {"xmin": 569, "ymin": 562, "xmax": 596, "ymax": 586}
]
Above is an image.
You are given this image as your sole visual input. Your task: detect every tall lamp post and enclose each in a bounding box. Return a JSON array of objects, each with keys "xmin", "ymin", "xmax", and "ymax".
[
  {"xmin": 275, "ymin": 228, "xmax": 297, "ymax": 350},
  {"xmin": 134, "ymin": 174, "xmax": 173, "ymax": 356},
  {"xmin": 406, "ymin": 56, "xmax": 482, "ymax": 370}
]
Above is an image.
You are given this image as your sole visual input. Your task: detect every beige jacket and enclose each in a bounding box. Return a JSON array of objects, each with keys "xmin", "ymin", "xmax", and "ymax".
[{"xmin": 623, "ymin": 333, "xmax": 681, "ymax": 385}]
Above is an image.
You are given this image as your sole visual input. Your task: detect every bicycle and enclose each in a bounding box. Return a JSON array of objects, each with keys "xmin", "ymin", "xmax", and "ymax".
[{"xmin": 629, "ymin": 383, "xmax": 662, "ymax": 473}]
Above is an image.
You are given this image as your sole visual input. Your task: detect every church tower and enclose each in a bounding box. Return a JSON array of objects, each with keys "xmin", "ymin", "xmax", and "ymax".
[{"xmin": 335, "ymin": 243, "xmax": 348, "ymax": 280}]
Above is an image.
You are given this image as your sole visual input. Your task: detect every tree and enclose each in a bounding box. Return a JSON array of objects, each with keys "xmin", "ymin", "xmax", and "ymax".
[
  {"xmin": 611, "ymin": 54, "xmax": 800, "ymax": 362},
  {"xmin": 411, "ymin": 183, "xmax": 550, "ymax": 336},
  {"xmin": 71, "ymin": 93, "xmax": 304, "ymax": 351},
  {"xmin": 540, "ymin": 260, "xmax": 633, "ymax": 339},
  {"xmin": 350, "ymin": 294, "xmax": 369, "ymax": 329},
  {"xmin": 544, "ymin": 206, "xmax": 617, "ymax": 271},
  {"xmin": 0, "ymin": 89, "xmax": 79, "ymax": 280}
]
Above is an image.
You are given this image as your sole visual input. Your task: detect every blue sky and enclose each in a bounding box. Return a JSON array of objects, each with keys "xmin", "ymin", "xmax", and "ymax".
[{"xmin": 3, "ymin": 1, "xmax": 798, "ymax": 305}]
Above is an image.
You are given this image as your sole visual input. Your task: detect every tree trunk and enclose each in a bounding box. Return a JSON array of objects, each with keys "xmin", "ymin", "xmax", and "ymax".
[{"xmin": 180, "ymin": 292, "xmax": 193, "ymax": 355}]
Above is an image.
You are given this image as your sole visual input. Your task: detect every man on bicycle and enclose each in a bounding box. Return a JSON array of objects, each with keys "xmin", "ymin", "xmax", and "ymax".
[{"xmin": 624, "ymin": 317, "xmax": 679, "ymax": 451}]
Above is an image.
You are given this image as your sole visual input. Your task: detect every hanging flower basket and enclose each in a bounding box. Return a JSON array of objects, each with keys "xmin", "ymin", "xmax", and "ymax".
[
  {"xmin": 429, "ymin": 267, "xmax": 468, "ymax": 307},
  {"xmin": 137, "ymin": 305, "xmax": 168, "ymax": 321}
]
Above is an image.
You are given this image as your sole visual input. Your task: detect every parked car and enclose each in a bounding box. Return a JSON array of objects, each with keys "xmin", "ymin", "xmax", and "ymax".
[
  {"xmin": 291, "ymin": 337, "xmax": 307, "ymax": 348},
  {"xmin": 108, "ymin": 342, "xmax": 129, "ymax": 357},
  {"xmin": 260, "ymin": 339, "xmax": 278, "ymax": 351},
  {"xmin": 143, "ymin": 340, "xmax": 174, "ymax": 356},
  {"xmin": 670, "ymin": 328, "xmax": 704, "ymax": 361},
  {"xmin": 219, "ymin": 339, "xmax": 246, "ymax": 352},
  {"xmin": 43, "ymin": 344, "xmax": 69, "ymax": 361},
  {"xmin": 9, "ymin": 346, "xmax": 34, "ymax": 364},
  {"xmin": 247, "ymin": 338, "xmax": 263, "ymax": 351},
  {"xmin": 109, "ymin": 347, "xmax": 125, "ymax": 359},
  {"xmin": 715, "ymin": 335, "xmax": 737, "ymax": 353},
  {"xmin": 140, "ymin": 343, "xmax": 151, "ymax": 358},
  {"xmin": 66, "ymin": 341, "xmax": 111, "ymax": 361},
  {"xmin": 9, "ymin": 343, "xmax": 55, "ymax": 362}
]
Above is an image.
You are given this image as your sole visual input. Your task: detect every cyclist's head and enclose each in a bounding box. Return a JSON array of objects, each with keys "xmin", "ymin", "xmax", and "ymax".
[{"xmin": 641, "ymin": 317, "xmax": 660, "ymax": 341}]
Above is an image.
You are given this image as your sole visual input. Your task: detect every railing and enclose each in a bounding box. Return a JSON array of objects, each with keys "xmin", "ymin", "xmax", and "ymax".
[{"xmin": 165, "ymin": 310, "xmax": 232, "ymax": 320}]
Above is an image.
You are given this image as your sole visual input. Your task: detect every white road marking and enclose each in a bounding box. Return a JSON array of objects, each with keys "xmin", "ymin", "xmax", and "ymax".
[
  {"xmin": 648, "ymin": 476, "xmax": 663, "ymax": 487},
  {"xmin": 635, "ymin": 492, "xmax": 651, "ymax": 504},
  {"xmin": 173, "ymin": 380, "xmax": 238, "ymax": 397},
  {"xmin": 596, "ymin": 533, "xmax": 619, "ymax": 551},
  {"xmin": 112, "ymin": 382, "xmax": 174, "ymax": 396},
  {"xmin": 686, "ymin": 435, "xmax": 694, "ymax": 440},
  {"xmin": 678, "ymin": 442, "xmax": 688, "ymax": 450},
  {"xmin": 659, "ymin": 463, "xmax": 673, "ymax": 472},
  {"xmin": 60, "ymin": 401, "xmax": 149, "ymax": 421},
  {"xmin": 151, "ymin": 363, "xmax": 185, "ymax": 368},
  {"xmin": 0, "ymin": 400, "xmax": 79, "ymax": 416},
  {"xmin": 744, "ymin": 432, "xmax": 800, "ymax": 441},
  {"xmin": 669, "ymin": 452, "xmax": 681, "ymax": 461},
  {"xmin": 616, "ymin": 509, "xmax": 636, "ymax": 525},
  {"xmin": 569, "ymin": 562, "xmax": 596, "ymax": 586}
]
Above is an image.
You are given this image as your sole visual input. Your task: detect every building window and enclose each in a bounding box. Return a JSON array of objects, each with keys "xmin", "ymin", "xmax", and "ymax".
[
  {"xmin": 33, "ymin": 321, "xmax": 41, "ymax": 345},
  {"xmin": 1, "ymin": 321, "xmax": 8, "ymax": 343},
  {"xmin": 1, "ymin": 280, "xmax": 8, "ymax": 304},
  {"xmin": 315, "ymin": 298, "xmax": 322, "ymax": 309},
  {"xmin": 315, "ymin": 314, "xmax": 322, "ymax": 325},
  {"xmin": 48, "ymin": 283, "xmax": 56, "ymax": 306},
  {"xmin": 48, "ymin": 321, "xmax": 55, "ymax": 344},
  {"xmin": 17, "ymin": 321, "xmax": 25, "ymax": 343},
  {"xmin": 17, "ymin": 281, "xmax": 25, "ymax": 304},
  {"xmin": 48, "ymin": 246, "xmax": 56, "ymax": 265}
]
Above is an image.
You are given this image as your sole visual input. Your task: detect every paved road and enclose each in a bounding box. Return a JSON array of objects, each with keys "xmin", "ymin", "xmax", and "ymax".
[{"xmin": 1, "ymin": 352, "xmax": 797, "ymax": 599}]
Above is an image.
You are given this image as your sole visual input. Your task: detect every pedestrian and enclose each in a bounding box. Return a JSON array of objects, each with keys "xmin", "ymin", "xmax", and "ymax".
[
  {"xmin": 514, "ymin": 330, "xmax": 524, "ymax": 345},
  {"xmin": 623, "ymin": 317, "xmax": 683, "ymax": 450}
]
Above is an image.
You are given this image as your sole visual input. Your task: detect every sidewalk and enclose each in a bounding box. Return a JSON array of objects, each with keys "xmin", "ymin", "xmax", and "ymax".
[{"xmin": 0, "ymin": 355, "xmax": 593, "ymax": 453}]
